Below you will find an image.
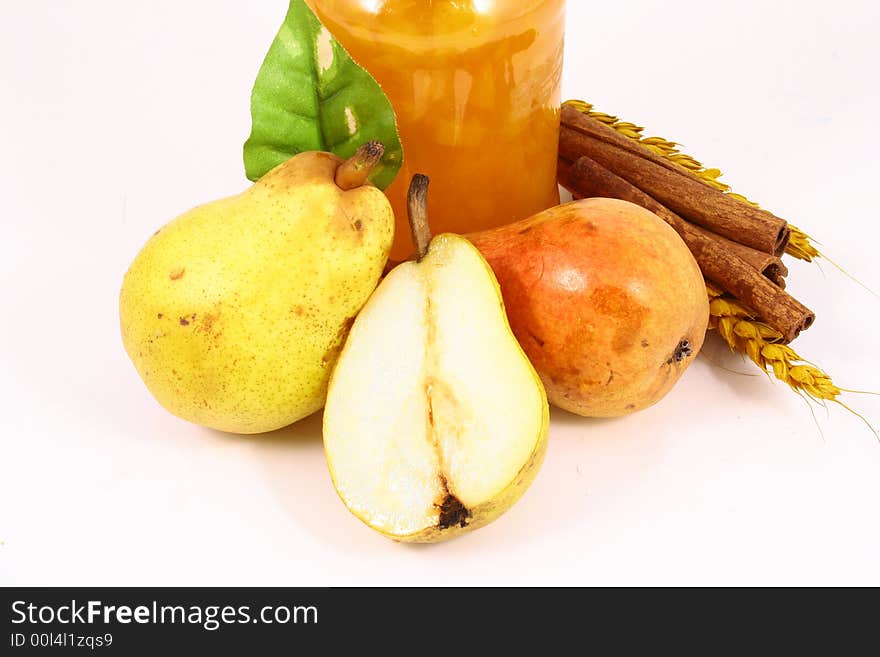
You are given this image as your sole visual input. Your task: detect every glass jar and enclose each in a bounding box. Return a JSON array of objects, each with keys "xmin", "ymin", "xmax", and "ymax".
[{"xmin": 308, "ymin": 0, "xmax": 566, "ymax": 259}]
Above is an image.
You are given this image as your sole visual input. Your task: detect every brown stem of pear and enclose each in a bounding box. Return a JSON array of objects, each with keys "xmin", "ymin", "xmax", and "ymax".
[
  {"xmin": 407, "ymin": 174, "xmax": 432, "ymax": 261},
  {"xmin": 335, "ymin": 141, "xmax": 385, "ymax": 190}
]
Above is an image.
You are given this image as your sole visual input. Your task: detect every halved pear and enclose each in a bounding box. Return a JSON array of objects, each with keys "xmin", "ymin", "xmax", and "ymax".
[{"xmin": 323, "ymin": 176, "xmax": 549, "ymax": 542}]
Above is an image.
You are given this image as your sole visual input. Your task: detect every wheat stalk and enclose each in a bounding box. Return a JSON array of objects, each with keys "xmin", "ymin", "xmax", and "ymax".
[
  {"xmin": 705, "ymin": 283, "xmax": 877, "ymax": 437},
  {"xmin": 705, "ymin": 284, "xmax": 840, "ymax": 400}
]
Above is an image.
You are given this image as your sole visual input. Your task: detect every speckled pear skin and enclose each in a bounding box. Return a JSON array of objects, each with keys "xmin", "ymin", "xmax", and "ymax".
[{"xmin": 119, "ymin": 151, "xmax": 394, "ymax": 434}]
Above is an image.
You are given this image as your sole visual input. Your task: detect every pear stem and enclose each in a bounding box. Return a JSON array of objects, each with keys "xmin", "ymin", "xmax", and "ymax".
[
  {"xmin": 408, "ymin": 174, "xmax": 432, "ymax": 261},
  {"xmin": 335, "ymin": 141, "xmax": 385, "ymax": 190}
]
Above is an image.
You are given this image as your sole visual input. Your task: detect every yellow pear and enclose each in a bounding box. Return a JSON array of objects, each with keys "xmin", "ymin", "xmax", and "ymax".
[
  {"xmin": 323, "ymin": 176, "xmax": 549, "ymax": 542},
  {"xmin": 120, "ymin": 143, "xmax": 394, "ymax": 434}
]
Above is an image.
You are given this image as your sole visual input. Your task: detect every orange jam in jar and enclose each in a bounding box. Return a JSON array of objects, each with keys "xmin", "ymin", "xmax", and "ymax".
[{"xmin": 308, "ymin": 0, "xmax": 566, "ymax": 259}]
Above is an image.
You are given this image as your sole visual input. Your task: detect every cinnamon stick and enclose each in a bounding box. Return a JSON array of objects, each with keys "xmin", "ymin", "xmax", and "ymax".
[
  {"xmin": 710, "ymin": 232, "xmax": 788, "ymax": 288},
  {"xmin": 565, "ymin": 155, "xmax": 813, "ymax": 342},
  {"xmin": 559, "ymin": 124, "xmax": 790, "ymax": 256},
  {"xmin": 559, "ymin": 157, "xmax": 788, "ymax": 288},
  {"xmin": 557, "ymin": 157, "xmax": 578, "ymax": 199},
  {"xmin": 557, "ymin": 157, "xmax": 788, "ymax": 288},
  {"xmin": 561, "ymin": 105, "xmax": 707, "ymax": 183}
]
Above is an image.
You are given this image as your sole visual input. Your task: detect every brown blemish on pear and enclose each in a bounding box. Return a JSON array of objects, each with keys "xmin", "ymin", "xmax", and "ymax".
[
  {"xmin": 589, "ymin": 285, "xmax": 650, "ymax": 354},
  {"xmin": 321, "ymin": 315, "xmax": 356, "ymax": 367},
  {"xmin": 197, "ymin": 311, "xmax": 219, "ymax": 335}
]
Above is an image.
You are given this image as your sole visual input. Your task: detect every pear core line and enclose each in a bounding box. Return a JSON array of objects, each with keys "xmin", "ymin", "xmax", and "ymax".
[{"xmin": 420, "ymin": 245, "xmax": 472, "ymax": 531}]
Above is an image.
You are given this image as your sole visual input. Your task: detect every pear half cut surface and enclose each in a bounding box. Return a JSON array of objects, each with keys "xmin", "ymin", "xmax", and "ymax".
[{"xmin": 323, "ymin": 233, "xmax": 549, "ymax": 542}]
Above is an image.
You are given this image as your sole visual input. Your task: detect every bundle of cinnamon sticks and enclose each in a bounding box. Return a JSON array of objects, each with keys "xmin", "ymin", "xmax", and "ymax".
[{"xmin": 557, "ymin": 105, "xmax": 814, "ymax": 343}]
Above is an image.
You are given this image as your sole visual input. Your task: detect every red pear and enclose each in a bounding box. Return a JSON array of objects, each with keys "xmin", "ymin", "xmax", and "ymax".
[{"xmin": 468, "ymin": 198, "xmax": 709, "ymax": 417}]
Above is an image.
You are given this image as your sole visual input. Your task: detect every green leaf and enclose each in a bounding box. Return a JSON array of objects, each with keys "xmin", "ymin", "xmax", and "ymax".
[{"xmin": 243, "ymin": 0, "xmax": 403, "ymax": 190}]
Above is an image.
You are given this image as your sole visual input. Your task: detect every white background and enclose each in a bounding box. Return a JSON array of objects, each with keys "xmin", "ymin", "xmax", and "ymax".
[{"xmin": 1, "ymin": 1, "xmax": 878, "ymax": 586}]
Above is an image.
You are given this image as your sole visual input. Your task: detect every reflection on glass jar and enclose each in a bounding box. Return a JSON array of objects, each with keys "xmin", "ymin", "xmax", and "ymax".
[{"xmin": 308, "ymin": 0, "xmax": 566, "ymax": 259}]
